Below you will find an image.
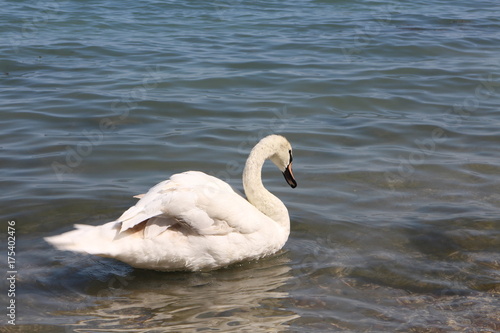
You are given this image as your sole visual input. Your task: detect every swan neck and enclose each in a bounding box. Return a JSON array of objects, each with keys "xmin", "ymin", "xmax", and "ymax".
[
  {"xmin": 242, "ymin": 144, "xmax": 289, "ymax": 227},
  {"xmin": 243, "ymin": 148, "xmax": 267, "ymax": 198}
]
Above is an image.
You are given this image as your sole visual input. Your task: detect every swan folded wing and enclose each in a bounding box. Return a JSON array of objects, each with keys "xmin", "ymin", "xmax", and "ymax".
[
  {"xmin": 118, "ymin": 171, "xmax": 260, "ymax": 237},
  {"xmin": 156, "ymin": 185, "xmax": 236, "ymax": 236},
  {"xmin": 170, "ymin": 172, "xmax": 266, "ymax": 235},
  {"xmin": 179, "ymin": 184, "xmax": 263, "ymax": 235},
  {"xmin": 117, "ymin": 181, "xmax": 198, "ymax": 235},
  {"xmin": 118, "ymin": 201, "xmax": 164, "ymax": 233},
  {"xmin": 118, "ymin": 178, "xmax": 179, "ymax": 233},
  {"xmin": 143, "ymin": 216, "xmax": 177, "ymax": 239}
]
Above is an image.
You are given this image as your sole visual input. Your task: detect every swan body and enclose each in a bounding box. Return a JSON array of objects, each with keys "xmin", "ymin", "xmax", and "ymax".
[{"xmin": 45, "ymin": 135, "xmax": 297, "ymax": 271}]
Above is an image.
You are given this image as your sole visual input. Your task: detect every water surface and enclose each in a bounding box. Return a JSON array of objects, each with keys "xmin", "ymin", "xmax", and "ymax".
[{"xmin": 1, "ymin": 0, "xmax": 500, "ymax": 331}]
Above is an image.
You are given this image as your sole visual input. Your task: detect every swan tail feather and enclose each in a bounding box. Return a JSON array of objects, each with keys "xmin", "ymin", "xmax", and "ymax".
[{"xmin": 45, "ymin": 221, "xmax": 121, "ymax": 256}]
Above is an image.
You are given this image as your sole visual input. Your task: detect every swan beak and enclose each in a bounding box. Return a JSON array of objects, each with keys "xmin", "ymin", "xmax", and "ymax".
[{"xmin": 283, "ymin": 163, "xmax": 297, "ymax": 188}]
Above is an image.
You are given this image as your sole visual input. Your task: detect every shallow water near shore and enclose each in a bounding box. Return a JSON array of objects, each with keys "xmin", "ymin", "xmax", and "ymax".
[{"xmin": 1, "ymin": 0, "xmax": 500, "ymax": 331}]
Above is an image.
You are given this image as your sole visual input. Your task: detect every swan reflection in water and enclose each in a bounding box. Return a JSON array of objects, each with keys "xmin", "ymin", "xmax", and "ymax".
[{"xmin": 63, "ymin": 254, "xmax": 299, "ymax": 332}]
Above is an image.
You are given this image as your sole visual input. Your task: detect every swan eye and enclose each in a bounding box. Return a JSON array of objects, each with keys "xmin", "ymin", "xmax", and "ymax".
[{"xmin": 288, "ymin": 149, "xmax": 293, "ymax": 163}]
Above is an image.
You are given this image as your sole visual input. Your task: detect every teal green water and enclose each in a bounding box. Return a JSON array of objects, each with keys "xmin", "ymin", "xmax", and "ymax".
[{"xmin": 1, "ymin": 0, "xmax": 500, "ymax": 331}]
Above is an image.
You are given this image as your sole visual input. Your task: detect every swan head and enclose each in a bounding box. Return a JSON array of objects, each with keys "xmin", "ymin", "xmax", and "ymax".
[{"xmin": 267, "ymin": 135, "xmax": 297, "ymax": 189}]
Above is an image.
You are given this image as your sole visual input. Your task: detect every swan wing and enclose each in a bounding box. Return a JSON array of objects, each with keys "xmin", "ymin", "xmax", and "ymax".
[
  {"xmin": 118, "ymin": 171, "xmax": 260, "ymax": 237},
  {"xmin": 144, "ymin": 216, "xmax": 177, "ymax": 239}
]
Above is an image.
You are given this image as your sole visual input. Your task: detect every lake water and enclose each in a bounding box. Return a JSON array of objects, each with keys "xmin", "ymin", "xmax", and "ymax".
[{"xmin": 1, "ymin": 0, "xmax": 500, "ymax": 331}]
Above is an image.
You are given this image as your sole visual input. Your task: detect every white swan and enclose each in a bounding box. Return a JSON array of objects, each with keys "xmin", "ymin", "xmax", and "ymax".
[{"xmin": 45, "ymin": 135, "xmax": 297, "ymax": 271}]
